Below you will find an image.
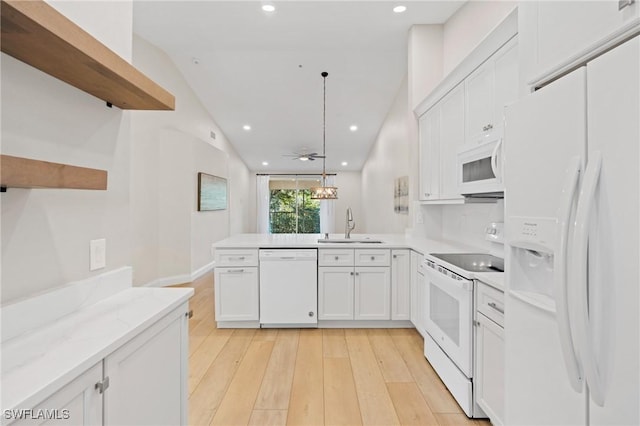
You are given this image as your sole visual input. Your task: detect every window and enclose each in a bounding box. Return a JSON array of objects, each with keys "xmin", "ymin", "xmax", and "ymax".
[{"xmin": 269, "ymin": 177, "xmax": 321, "ymax": 233}]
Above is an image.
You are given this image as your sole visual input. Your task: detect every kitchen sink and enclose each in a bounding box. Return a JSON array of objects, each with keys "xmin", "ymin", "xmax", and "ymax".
[{"xmin": 317, "ymin": 238, "xmax": 383, "ymax": 244}]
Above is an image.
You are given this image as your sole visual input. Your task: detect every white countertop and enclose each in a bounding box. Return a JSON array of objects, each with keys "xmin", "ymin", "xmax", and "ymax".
[
  {"xmin": 1, "ymin": 287, "xmax": 194, "ymax": 414},
  {"xmin": 214, "ymin": 233, "xmax": 505, "ymax": 291}
]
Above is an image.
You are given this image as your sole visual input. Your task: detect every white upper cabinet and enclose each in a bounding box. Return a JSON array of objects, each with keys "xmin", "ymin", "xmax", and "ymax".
[
  {"xmin": 418, "ymin": 106, "xmax": 441, "ymax": 201},
  {"xmin": 465, "ymin": 37, "xmax": 519, "ymax": 145},
  {"xmin": 419, "ymin": 36, "xmax": 517, "ymax": 204},
  {"xmin": 439, "ymin": 83, "xmax": 466, "ymax": 201},
  {"xmin": 521, "ymin": 0, "xmax": 639, "ymax": 87},
  {"xmin": 465, "ymin": 61, "xmax": 494, "ymax": 144}
]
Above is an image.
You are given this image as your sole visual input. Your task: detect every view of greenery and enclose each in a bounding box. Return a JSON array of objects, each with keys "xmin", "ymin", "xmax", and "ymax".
[{"xmin": 269, "ymin": 189, "xmax": 320, "ymax": 233}]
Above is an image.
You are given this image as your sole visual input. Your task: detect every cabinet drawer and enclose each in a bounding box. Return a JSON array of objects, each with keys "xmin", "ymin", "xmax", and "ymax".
[
  {"xmin": 476, "ymin": 281, "xmax": 504, "ymax": 327},
  {"xmin": 355, "ymin": 249, "xmax": 391, "ymax": 267},
  {"xmin": 318, "ymin": 249, "xmax": 354, "ymax": 266},
  {"xmin": 215, "ymin": 249, "xmax": 258, "ymax": 267}
]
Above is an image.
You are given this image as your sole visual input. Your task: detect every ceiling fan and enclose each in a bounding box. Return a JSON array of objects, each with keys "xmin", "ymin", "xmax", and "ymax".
[{"xmin": 283, "ymin": 152, "xmax": 326, "ymax": 162}]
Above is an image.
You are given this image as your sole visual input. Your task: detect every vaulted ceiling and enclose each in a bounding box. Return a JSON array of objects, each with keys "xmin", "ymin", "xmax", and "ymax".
[{"xmin": 133, "ymin": 1, "xmax": 464, "ymax": 172}]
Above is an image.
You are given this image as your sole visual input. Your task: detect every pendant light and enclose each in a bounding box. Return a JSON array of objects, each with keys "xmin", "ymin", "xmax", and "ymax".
[{"xmin": 310, "ymin": 71, "xmax": 338, "ymax": 200}]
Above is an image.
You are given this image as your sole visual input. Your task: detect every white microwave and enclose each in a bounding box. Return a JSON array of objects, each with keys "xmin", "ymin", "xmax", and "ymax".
[{"xmin": 457, "ymin": 135, "xmax": 504, "ymax": 197}]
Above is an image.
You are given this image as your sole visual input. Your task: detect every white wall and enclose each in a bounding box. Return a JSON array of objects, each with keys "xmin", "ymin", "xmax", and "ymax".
[
  {"xmin": 443, "ymin": 1, "xmax": 517, "ymax": 75},
  {"xmin": 131, "ymin": 35, "xmax": 253, "ymax": 286},
  {"xmin": 361, "ymin": 78, "xmax": 411, "ymax": 234},
  {"xmin": 1, "ymin": 1, "xmax": 133, "ymax": 303},
  {"xmin": 361, "ymin": 1, "xmax": 516, "ymax": 246}
]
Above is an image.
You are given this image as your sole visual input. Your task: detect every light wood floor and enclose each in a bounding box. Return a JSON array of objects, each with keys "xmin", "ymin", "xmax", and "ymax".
[{"xmin": 178, "ymin": 272, "xmax": 491, "ymax": 426}]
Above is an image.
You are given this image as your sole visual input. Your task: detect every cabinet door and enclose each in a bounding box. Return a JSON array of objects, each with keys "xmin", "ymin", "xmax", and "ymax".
[
  {"xmin": 418, "ymin": 107, "xmax": 440, "ymax": 200},
  {"xmin": 475, "ymin": 313, "xmax": 505, "ymax": 426},
  {"xmin": 438, "ymin": 84, "xmax": 465, "ymax": 200},
  {"xmin": 524, "ymin": 1, "xmax": 638, "ymax": 84},
  {"xmin": 493, "ymin": 37, "xmax": 519, "ymax": 129},
  {"xmin": 354, "ymin": 267, "xmax": 390, "ymax": 320},
  {"xmin": 391, "ymin": 250, "xmax": 411, "ymax": 320},
  {"xmin": 12, "ymin": 363, "xmax": 103, "ymax": 425},
  {"xmin": 416, "ymin": 269, "xmax": 427, "ymax": 338},
  {"xmin": 465, "ymin": 60, "xmax": 494, "ymax": 143},
  {"xmin": 105, "ymin": 306, "xmax": 187, "ymax": 426},
  {"xmin": 214, "ymin": 267, "xmax": 259, "ymax": 321},
  {"xmin": 318, "ymin": 267, "xmax": 354, "ymax": 320},
  {"xmin": 410, "ymin": 251, "xmax": 420, "ymax": 327}
]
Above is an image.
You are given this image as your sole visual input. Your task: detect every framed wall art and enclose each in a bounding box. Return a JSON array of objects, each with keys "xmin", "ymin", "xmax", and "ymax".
[{"xmin": 198, "ymin": 172, "xmax": 227, "ymax": 211}]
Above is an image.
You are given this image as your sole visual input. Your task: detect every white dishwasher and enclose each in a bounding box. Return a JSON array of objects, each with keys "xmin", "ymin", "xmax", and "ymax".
[{"xmin": 259, "ymin": 249, "xmax": 318, "ymax": 327}]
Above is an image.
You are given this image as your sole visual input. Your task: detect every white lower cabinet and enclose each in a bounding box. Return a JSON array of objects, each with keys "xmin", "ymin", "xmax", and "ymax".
[
  {"xmin": 214, "ymin": 267, "xmax": 259, "ymax": 321},
  {"xmin": 354, "ymin": 267, "xmax": 391, "ymax": 320},
  {"xmin": 318, "ymin": 249, "xmax": 392, "ymax": 321},
  {"xmin": 391, "ymin": 249, "xmax": 410, "ymax": 320},
  {"xmin": 11, "ymin": 304, "xmax": 189, "ymax": 426},
  {"xmin": 409, "ymin": 250, "xmax": 425, "ymax": 335},
  {"xmin": 318, "ymin": 267, "xmax": 354, "ymax": 320},
  {"xmin": 475, "ymin": 282, "xmax": 505, "ymax": 425},
  {"xmin": 12, "ymin": 363, "xmax": 103, "ymax": 426},
  {"xmin": 104, "ymin": 308, "xmax": 187, "ymax": 426}
]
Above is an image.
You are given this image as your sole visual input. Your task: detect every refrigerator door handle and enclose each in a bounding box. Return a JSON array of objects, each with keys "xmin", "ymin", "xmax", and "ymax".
[
  {"xmin": 571, "ymin": 151, "xmax": 606, "ymax": 406},
  {"xmin": 491, "ymin": 137, "xmax": 503, "ymax": 180},
  {"xmin": 554, "ymin": 155, "xmax": 584, "ymax": 393}
]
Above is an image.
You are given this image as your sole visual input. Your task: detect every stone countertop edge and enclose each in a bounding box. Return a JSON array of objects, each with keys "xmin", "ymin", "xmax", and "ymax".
[
  {"xmin": 213, "ymin": 233, "xmax": 505, "ymax": 291},
  {"xmin": 1, "ymin": 287, "xmax": 194, "ymax": 415}
]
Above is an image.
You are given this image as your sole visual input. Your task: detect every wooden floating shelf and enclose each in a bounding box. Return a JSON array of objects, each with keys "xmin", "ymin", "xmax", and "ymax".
[
  {"xmin": 1, "ymin": 0, "xmax": 175, "ymax": 111},
  {"xmin": 1, "ymin": 155, "xmax": 108, "ymax": 190}
]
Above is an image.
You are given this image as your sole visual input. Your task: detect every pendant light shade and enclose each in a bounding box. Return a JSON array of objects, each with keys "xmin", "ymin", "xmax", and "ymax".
[{"xmin": 310, "ymin": 71, "xmax": 338, "ymax": 200}]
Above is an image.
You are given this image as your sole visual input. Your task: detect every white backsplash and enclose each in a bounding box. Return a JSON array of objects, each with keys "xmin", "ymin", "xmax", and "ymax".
[{"xmin": 413, "ymin": 200, "xmax": 505, "ymax": 254}]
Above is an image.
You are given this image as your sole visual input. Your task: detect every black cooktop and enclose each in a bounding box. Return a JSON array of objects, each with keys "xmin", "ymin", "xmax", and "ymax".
[{"xmin": 430, "ymin": 253, "xmax": 504, "ymax": 273}]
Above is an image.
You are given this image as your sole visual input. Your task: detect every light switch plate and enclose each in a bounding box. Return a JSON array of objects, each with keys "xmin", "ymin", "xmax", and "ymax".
[{"xmin": 90, "ymin": 239, "xmax": 106, "ymax": 271}]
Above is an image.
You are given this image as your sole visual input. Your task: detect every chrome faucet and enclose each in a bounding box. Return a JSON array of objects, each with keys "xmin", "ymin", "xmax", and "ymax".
[{"xmin": 345, "ymin": 207, "xmax": 355, "ymax": 239}]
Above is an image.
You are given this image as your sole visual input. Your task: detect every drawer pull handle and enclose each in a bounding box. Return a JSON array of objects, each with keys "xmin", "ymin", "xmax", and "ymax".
[
  {"xmin": 228, "ymin": 269, "xmax": 245, "ymax": 273},
  {"xmin": 229, "ymin": 256, "xmax": 246, "ymax": 261},
  {"xmin": 488, "ymin": 302, "xmax": 504, "ymax": 314}
]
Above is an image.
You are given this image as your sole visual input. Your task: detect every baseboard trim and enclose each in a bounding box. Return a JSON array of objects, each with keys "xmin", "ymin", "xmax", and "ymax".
[{"xmin": 144, "ymin": 261, "xmax": 215, "ymax": 288}]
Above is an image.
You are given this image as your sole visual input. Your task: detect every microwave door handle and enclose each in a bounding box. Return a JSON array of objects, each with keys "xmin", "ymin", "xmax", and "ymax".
[{"xmin": 491, "ymin": 138, "xmax": 503, "ymax": 179}]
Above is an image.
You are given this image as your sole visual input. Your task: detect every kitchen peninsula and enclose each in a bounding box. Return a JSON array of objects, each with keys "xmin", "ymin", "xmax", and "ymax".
[{"xmin": 212, "ymin": 233, "xmax": 503, "ymax": 329}]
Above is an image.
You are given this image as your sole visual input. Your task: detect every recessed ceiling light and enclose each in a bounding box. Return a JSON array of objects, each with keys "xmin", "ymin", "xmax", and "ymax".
[
  {"xmin": 349, "ymin": 125, "xmax": 358, "ymax": 132},
  {"xmin": 262, "ymin": 4, "xmax": 275, "ymax": 12},
  {"xmin": 393, "ymin": 5, "xmax": 407, "ymax": 13},
  {"xmin": 262, "ymin": 161, "xmax": 269, "ymax": 166},
  {"xmin": 243, "ymin": 124, "xmax": 251, "ymax": 131},
  {"xmin": 341, "ymin": 161, "xmax": 348, "ymax": 166}
]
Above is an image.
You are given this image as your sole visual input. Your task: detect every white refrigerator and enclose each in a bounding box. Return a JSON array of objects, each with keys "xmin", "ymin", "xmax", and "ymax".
[{"xmin": 503, "ymin": 35, "xmax": 639, "ymax": 425}]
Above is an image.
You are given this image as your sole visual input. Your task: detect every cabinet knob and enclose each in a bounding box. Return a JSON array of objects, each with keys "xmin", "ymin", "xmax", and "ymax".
[
  {"xmin": 356, "ymin": 272, "xmax": 360, "ymax": 276},
  {"xmin": 350, "ymin": 271, "xmax": 354, "ymax": 276},
  {"xmin": 393, "ymin": 254, "xmax": 397, "ymax": 259},
  {"xmin": 335, "ymin": 256, "xmax": 339, "ymax": 260},
  {"xmin": 482, "ymin": 123, "xmax": 494, "ymax": 132},
  {"xmin": 308, "ymin": 311, "xmax": 315, "ymax": 317},
  {"xmin": 370, "ymin": 256, "xmax": 375, "ymax": 261}
]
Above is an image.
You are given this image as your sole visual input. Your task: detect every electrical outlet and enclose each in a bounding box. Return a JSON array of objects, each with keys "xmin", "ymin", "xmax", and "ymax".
[{"xmin": 90, "ymin": 239, "xmax": 106, "ymax": 271}]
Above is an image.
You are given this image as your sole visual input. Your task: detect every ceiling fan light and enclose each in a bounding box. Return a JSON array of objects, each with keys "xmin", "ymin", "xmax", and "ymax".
[{"xmin": 299, "ymin": 156, "xmax": 309, "ymax": 161}]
